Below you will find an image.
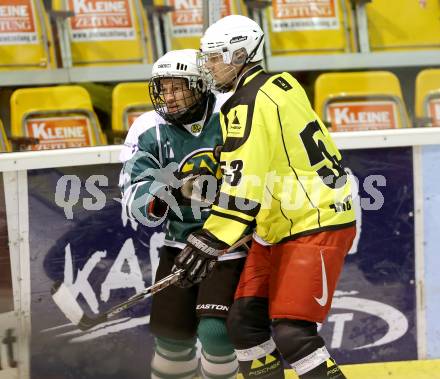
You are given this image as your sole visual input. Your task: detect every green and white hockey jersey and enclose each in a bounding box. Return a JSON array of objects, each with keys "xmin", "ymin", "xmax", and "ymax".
[{"xmin": 120, "ymin": 93, "xmax": 230, "ymax": 249}]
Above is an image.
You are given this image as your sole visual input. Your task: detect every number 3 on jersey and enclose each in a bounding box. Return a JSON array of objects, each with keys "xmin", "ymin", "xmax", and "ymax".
[
  {"xmin": 300, "ymin": 120, "xmax": 347, "ymax": 189},
  {"xmin": 220, "ymin": 159, "xmax": 243, "ymax": 186}
]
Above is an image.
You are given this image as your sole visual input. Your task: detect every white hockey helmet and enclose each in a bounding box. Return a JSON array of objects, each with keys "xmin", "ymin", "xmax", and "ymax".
[
  {"xmin": 149, "ymin": 49, "xmax": 209, "ymax": 125},
  {"xmin": 151, "ymin": 49, "xmax": 205, "ymax": 89},
  {"xmin": 200, "ymin": 15, "xmax": 264, "ymax": 64}
]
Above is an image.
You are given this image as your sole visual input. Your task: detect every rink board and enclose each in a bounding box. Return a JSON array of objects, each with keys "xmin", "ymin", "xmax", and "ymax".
[
  {"xmin": 282, "ymin": 359, "xmax": 440, "ymax": 379},
  {"xmin": 1, "ymin": 129, "xmax": 440, "ymax": 378},
  {"xmin": 421, "ymin": 145, "xmax": 440, "ymax": 359}
]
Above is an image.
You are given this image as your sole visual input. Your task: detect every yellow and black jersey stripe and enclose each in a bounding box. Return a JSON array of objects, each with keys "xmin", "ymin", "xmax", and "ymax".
[{"xmin": 204, "ymin": 65, "xmax": 356, "ymax": 245}]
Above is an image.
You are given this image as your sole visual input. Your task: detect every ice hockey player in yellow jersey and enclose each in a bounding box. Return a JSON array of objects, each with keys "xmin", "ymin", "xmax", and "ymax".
[{"xmin": 174, "ymin": 15, "xmax": 356, "ymax": 379}]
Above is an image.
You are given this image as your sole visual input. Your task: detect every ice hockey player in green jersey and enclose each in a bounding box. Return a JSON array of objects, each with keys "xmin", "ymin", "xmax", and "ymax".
[{"xmin": 119, "ymin": 49, "xmax": 245, "ymax": 378}]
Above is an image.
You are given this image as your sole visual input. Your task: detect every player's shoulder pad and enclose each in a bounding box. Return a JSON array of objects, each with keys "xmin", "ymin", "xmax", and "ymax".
[
  {"xmin": 119, "ymin": 110, "xmax": 160, "ymax": 163},
  {"xmin": 213, "ymin": 92, "xmax": 233, "ymax": 113},
  {"xmin": 270, "ymin": 72, "xmax": 297, "ymax": 92}
]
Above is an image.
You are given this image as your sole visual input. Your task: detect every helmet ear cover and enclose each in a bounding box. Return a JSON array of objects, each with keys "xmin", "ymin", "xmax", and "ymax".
[
  {"xmin": 196, "ymin": 78, "xmax": 206, "ymax": 93},
  {"xmin": 186, "ymin": 76, "xmax": 207, "ymax": 95},
  {"xmin": 231, "ymin": 48, "xmax": 248, "ymax": 66}
]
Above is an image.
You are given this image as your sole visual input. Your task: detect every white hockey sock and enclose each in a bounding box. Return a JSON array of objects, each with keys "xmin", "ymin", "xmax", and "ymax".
[
  {"xmin": 151, "ymin": 344, "xmax": 198, "ymax": 379},
  {"xmin": 199, "ymin": 350, "xmax": 238, "ymax": 379},
  {"xmin": 289, "ymin": 346, "xmax": 330, "ymax": 376}
]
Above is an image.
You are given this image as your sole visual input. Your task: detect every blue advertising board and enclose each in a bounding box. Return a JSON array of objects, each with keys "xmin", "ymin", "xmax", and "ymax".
[
  {"xmin": 29, "ymin": 164, "xmax": 161, "ymax": 379},
  {"xmin": 28, "ymin": 147, "xmax": 417, "ymax": 378},
  {"xmin": 321, "ymin": 147, "xmax": 417, "ymax": 363}
]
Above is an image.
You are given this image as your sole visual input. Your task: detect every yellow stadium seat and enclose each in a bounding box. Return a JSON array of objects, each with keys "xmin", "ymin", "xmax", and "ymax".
[
  {"xmin": 10, "ymin": 86, "xmax": 106, "ymax": 150},
  {"xmin": 264, "ymin": 0, "xmax": 357, "ymax": 56},
  {"xmin": 314, "ymin": 71, "xmax": 410, "ymax": 132},
  {"xmin": 112, "ymin": 82, "xmax": 152, "ymax": 132},
  {"xmin": 0, "ymin": 118, "xmax": 11, "ymax": 153},
  {"xmin": 415, "ymin": 69, "xmax": 440, "ymax": 127},
  {"xmin": 52, "ymin": 0, "xmax": 154, "ymax": 66},
  {"xmin": 366, "ymin": 0, "xmax": 440, "ymax": 51},
  {"xmin": 155, "ymin": 0, "xmax": 247, "ymax": 51},
  {"xmin": 0, "ymin": 0, "xmax": 56, "ymax": 70}
]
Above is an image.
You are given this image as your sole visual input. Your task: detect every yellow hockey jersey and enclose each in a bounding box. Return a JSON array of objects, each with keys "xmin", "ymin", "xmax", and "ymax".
[{"xmin": 204, "ymin": 66, "xmax": 356, "ymax": 245}]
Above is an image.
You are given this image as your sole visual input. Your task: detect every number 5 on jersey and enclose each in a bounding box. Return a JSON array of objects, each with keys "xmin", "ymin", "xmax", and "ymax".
[{"xmin": 300, "ymin": 120, "xmax": 347, "ymax": 189}]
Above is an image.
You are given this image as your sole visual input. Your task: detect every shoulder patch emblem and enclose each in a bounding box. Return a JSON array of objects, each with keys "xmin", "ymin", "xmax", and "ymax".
[
  {"xmin": 272, "ymin": 77, "xmax": 292, "ymax": 91},
  {"xmin": 226, "ymin": 105, "xmax": 248, "ymax": 139}
]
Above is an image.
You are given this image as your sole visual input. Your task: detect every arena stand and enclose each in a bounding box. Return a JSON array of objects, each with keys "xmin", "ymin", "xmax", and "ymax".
[{"xmin": 1, "ymin": 1, "xmax": 440, "ymax": 378}]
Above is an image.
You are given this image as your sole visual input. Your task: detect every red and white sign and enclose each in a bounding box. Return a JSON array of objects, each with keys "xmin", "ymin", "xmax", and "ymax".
[
  {"xmin": 271, "ymin": 0, "xmax": 339, "ymax": 32},
  {"xmin": 0, "ymin": 0, "xmax": 38, "ymax": 45},
  {"xmin": 169, "ymin": 0, "xmax": 232, "ymax": 37},
  {"xmin": 68, "ymin": 0, "xmax": 135, "ymax": 41},
  {"xmin": 428, "ymin": 98, "xmax": 440, "ymax": 127},
  {"xmin": 326, "ymin": 101, "xmax": 399, "ymax": 132},
  {"xmin": 26, "ymin": 116, "xmax": 93, "ymax": 150}
]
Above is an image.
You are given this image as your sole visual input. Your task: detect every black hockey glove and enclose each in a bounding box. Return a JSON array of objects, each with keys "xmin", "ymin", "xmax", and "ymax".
[
  {"xmin": 174, "ymin": 230, "xmax": 229, "ymax": 288},
  {"xmin": 172, "ymin": 169, "xmax": 218, "ymax": 206}
]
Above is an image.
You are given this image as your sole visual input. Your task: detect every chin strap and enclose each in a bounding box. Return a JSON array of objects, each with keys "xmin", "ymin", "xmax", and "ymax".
[{"xmin": 180, "ymin": 92, "xmax": 215, "ymax": 132}]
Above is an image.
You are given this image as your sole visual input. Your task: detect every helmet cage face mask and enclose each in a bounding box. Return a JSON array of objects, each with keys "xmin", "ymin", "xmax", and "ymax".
[
  {"xmin": 148, "ymin": 75, "xmax": 208, "ymax": 125},
  {"xmin": 198, "ymin": 34, "xmax": 264, "ymax": 92},
  {"xmin": 197, "ymin": 48, "xmax": 250, "ymax": 92}
]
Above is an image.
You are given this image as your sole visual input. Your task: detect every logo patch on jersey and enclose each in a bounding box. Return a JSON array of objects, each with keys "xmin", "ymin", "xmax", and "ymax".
[
  {"xmin": 180, "ymin": 149, "xmax": 222, "ymax": 179},
  {"xmin": 273, "ymin": 77, "xmax": 292, "ymax": 91},
  {"xmin": 226, "ymin": 105, "xmax": 248, "ymax": 138},
  {"xmin": 191, "ymin": 123, "xmax": 202, "ymax": 133}
]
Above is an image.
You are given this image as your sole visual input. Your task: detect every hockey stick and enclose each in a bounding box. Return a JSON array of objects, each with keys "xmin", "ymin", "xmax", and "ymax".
[{"xmin": 51, "ymin": 233, "xmax": 252, "ymax": 331}]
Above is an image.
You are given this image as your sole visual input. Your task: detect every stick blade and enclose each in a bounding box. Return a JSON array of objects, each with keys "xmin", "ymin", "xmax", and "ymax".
[
  {"xmin": 51, "ymin": 281, "xmax": 84, "ymax": 326},
  {"xmin": 77, "ymin": 314, "xmax": 108, "ymax": 331}
]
